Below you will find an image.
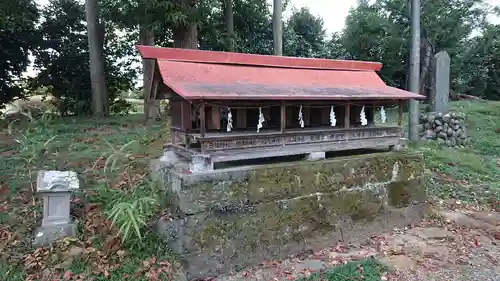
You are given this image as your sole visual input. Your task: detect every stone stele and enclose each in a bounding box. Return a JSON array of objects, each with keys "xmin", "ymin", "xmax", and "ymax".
[{"xmin": 33, "ymin": 170, "xmax": 79, "ymax": 247}]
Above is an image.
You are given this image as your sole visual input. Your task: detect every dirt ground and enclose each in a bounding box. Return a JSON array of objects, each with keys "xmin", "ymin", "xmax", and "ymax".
[{"xmin": 214, "ymin": 202, "xmax": 500, "ymax": 281}]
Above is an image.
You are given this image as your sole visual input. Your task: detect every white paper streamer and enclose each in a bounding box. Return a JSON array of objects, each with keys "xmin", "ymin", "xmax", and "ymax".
[
  {"xmin": 329, "ymin": 106, "xmax": 336, "ymax": 127},
  {"xmin": 380, "ymin": 106, "xmax": 387, "ymax": 124},
  {"xmin": 360, "ymin": 106, "xmax": 368, "ymax": 126},
  {"xmin": 257, "ymin": 107, "xmax": 265, "ymax": 132},
  {"xmin": 226, "ymin": 107, "xmax": 233, "ymax": 132},
  {"xmin": 298, "ymin": 105, "xmax": 304, "ymax": 128}
]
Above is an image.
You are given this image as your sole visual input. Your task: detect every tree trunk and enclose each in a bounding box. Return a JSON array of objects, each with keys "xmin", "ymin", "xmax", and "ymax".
[
  {"xmin": 224, "ymin": 0, "xmax": 235, "ymax": 52},
  {"xmin": 84, "ymin": 0, "xmax": 108, "ymax": 117},
  {"xmin": 408, "ymin": 0, "xmax": 420, "ymax": 141},
  {"xmin": 419, "ymin": 37, "xmax": 432, "ymax": 96},
  {"xmin": 173, "ymin": 24, "xmax": 198, "ymax": 49},
  {"xmin": 173, "ymin": 0, "xmax": 198, "ymax": 49},
  {"xmin": 273, "ymin": 0, "xmax": 283, "ymax": 56},
  {"xmin": 140, "ymin": 26, "xmax": 158, "ymax": 123}
]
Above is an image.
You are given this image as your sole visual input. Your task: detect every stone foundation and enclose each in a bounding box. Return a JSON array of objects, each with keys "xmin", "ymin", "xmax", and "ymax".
[{"xmin": 155, "ymin": 152, "xmax": 427, "ymax": 280}]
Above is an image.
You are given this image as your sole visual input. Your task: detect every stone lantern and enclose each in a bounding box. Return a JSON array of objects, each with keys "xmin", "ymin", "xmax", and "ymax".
[{"xmin": 33, "ymin": 170, "xmax": 79, "ymax": 247}]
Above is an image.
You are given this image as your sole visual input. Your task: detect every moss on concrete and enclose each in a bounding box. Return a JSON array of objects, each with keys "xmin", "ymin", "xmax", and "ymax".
[
  {"xmin": 185, "ymin": 189, "xmax": 387, "ymax": 254},
  {"xmin": 388, "ymin": 178, "xmax": 426, "ymax": 208},
  {"xmin": 158, "ymin": 152, "xmax": 426, "ymax": 278},
  {"xmin": 171, "ymin": 152, "xmax": 424, "ymax": 214}
]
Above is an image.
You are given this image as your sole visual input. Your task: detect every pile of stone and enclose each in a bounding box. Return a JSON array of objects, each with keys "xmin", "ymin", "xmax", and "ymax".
[{"xmin": 419, "ymin": 112, "xmax": 470, "ymax": 147}]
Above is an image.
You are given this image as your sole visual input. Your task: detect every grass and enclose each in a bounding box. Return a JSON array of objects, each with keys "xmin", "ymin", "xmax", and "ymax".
[
  {"xmin": 0, "ymin": 114, "xmax": 176, "ymax": 280},
  {"xmin": 412, "ymin": 101, "xmax": 500, "ymax": 205},
  {"xmin": 300, "ymin": 258, "xmax": 387, "ymax": 281},
  {"xmin": 0, "ymin": 100, "xmax": 499, "ymax": 280}
]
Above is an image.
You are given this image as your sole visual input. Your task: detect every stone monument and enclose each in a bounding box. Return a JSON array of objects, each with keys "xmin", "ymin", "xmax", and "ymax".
[
  {"xmin": 432, "ymin": 51, "xmax": 450, "ymax": 112},
  {"xmin": 33, "ymin": 170, "xmax": 79, "ymax": 247}
]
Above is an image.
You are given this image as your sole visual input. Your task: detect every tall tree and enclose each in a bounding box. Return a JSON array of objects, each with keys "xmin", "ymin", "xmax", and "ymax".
[
  {"xmin": 273, "ymin": 0, "xmax": 283, "ymax": 55},
  {"xmin": 0, "ymin": 0, "xmax": 39, "ymax": 107},
  {"xmin": 454, "ymin": 24, "xmax": 500, "ymax": 100},
  {"xmin": 101, "ymin": 0, "xmax": 196, "ymax": 121},
  {"xmin": 198, "ymin": 0, "xmax": 273, "ymax": 54},
  {"xmin": 340, "ymin": 0, "xmax": 489, "ymax": 90},
  {"xmin": 408, "ymin": 0, "xmax": 420, "ymax": 141},
  {"xmin": 34, "ymin": 0, "xmax": 134, "ymax": 116},
  {"xmin": 85, "ymin": 0, "xmax": 108, "ymax": 117},
  {"xmin": 224, "ymin": 0, "xmax": 235, "ymax": 51},
  {"xmin": 283, "ymin": 7, "xmax": 326, "ymax": 58},
  {"xmin": 172, "ymin": 0, "xmax": 199, "ymax": 48}
]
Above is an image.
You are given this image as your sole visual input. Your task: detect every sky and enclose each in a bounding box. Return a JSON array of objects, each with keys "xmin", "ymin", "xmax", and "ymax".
[
  {"xmin": 35, "ymin": 0, "xmax": 500, "ymax": 34},
  {"xmin": 29, "ymin": 0, "xmax": 500, "ymax": 79}
]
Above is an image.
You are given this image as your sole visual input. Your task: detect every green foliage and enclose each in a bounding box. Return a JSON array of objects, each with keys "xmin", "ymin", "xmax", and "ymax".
[
  {"xmin": 110, "ymin": 99, "xmax": 134, "ymax": 115},
  {"xmin": 91, "ymin": 138, "xmax": 165, "ymax": 243},
  {"xmin": 199, "ymin": 0, "xmax": 274, "ymax": 54},
  {"xmin": 454, "ymin": 24, "xmax": 500, "ymax": 100},
  {"xmin": 0, "ymin": 0, "xmax": 39, "ymax": 106},
  {"xmin": 300, "ymin": 258, "xmax": 387, "ymax": 281},
  {"xmin": 283, "ymin": 7, "xmax": 327, "ymax": 58},
  {"xmin": 340, "ymin": 0, "xmax": 490, "ymax": 90},
  {"xmin": 6, "ymin": 111, "xmax": 59, "ymax": 217},
  {"xmin": 32, "ymin": 0, "xmax": 135, "ymax": 116}
]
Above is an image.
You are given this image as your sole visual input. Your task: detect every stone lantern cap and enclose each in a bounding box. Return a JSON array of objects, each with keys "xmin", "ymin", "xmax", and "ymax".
[{"xmin": 36, "ymin": 170, "xmax": 79, "ymax": 193}]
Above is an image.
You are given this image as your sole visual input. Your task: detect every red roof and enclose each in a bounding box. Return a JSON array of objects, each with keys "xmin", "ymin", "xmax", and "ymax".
[{"xmin": 137, "ymin": 46, "xmax": 426, "ymax": 101}]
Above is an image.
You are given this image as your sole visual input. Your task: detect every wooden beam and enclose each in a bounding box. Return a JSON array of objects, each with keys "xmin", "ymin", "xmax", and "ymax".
[
  {"xmin": 345, "ymin": 102, "xmax": 350, "ymax": 128},
  {"xmin": 180, "ymin": 100, "xmax": 191, "ymax": 130},
  {"xmin": 200, "ymin": 102, "xmax": 206, "ymax": 138},
  {"xmin": 280, "ymin": 102, "xmax": 286, "ymax": 133}
]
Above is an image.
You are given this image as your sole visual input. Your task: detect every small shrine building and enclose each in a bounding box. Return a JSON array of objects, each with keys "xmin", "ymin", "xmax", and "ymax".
[{"xmin": 137, "ymin": 46, "xmax": 426, "ymax": 172}]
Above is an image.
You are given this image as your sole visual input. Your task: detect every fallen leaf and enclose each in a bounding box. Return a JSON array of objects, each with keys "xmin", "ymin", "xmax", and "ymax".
[{"xmin": 63, "ymin": 270, "xmax": 72, "ymax": 280}]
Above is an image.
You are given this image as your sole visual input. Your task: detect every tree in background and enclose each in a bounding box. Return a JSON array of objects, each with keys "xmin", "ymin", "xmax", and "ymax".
[
  {"xmin": 283, "ymin": 7, "xmax": 326, "ymax": 58},
  {"xmin": 0, "ymin": 0, "xmax": 39, "ymax": 107},
  {"xmin": 341, "ymin": 0, "xmax": 489, "ymax": 92},
  {"xmin": 33, "ymin": 0, "xmax": 134, "ymax": 116},
  {"xmin": 454, "ymin": 24, "xmax": 500, "ymax": 100},
  {"xmin": 199, "ymin": 0, "xmax": 273, "ymax": 54},
  {"xmin": 85, "ymin": 0, "xmax": 108, "ymax": 116}
]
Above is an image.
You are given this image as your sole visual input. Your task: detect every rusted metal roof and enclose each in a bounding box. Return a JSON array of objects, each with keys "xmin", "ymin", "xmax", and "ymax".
[
  {"xmin": 137, "ymin": 45, "xmax": 383, "ymax": 71},
  {"xmin": 136, "ymin": 46, "xmax": 426, "ymax": 101}
]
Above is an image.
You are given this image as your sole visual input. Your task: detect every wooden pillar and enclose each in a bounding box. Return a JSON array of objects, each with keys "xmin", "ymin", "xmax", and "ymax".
[
  {"xmin": 171, "ymin": 131, "xmax": 176, "ymax": 145},
  {"xmin": 236, "ymin": 108, "xmax": 246, "ymax": 129},
  {"xmin": 345, "ymin": 102, "xmax": 350, "ymax": 128},
  {"xmin": 200, "ymin": 102, "xmax": 206, "ymax": 138},
  {"xmin": 398, "ymin": 100, "xmax": 404, "ymax": 126},
  {"xmin": 207, "ymin": 105, "xmax": 221, "ymax": 130},
  {"xmin": 180, "ymin": 100, "xmax": 191, "ymax": 130},
  {"xmin": 280, "ymin": 102, "xmax": 286, "ymax": 133}
]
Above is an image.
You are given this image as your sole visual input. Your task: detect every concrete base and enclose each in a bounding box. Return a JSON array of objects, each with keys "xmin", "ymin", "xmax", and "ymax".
[
  {"xmin": 391, "ymin": 138, "xmax": 408, "ymax": 152},
  {"xmin": 189, "ymin": 155, "xmax": 214, "ymax": 173},
  {"xmin": 154, "ymin": 151, "xmax": 426, "ymax": 280},
  {"xmin": 305, "ymin": 151, "xmax": 326, "ymax": 161},
  {"xmin": 33, "ymin": 223, "xmax": 77, "ymax": 247}
]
